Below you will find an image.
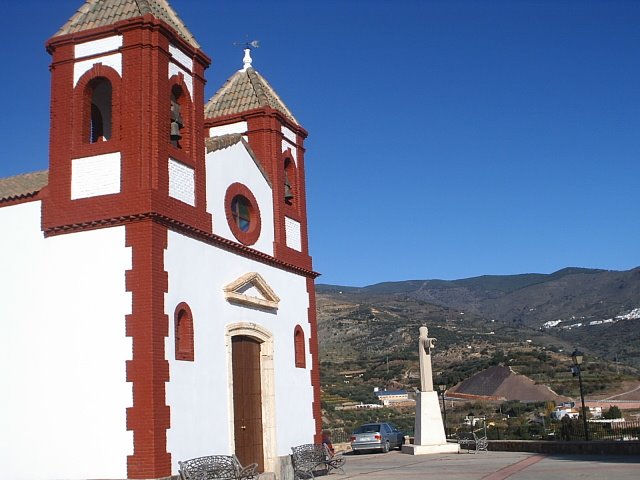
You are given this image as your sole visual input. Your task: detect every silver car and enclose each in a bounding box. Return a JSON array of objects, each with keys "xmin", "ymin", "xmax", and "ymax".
[{"xmin": 350, "ymin": 422, "xmax": 404, "ymax": 453}]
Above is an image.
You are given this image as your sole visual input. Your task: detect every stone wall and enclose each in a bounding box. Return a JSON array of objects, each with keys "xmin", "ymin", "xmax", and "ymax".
[{"xmin": 488, "ymin": 440, "xmax": 640, "ymax": 455}]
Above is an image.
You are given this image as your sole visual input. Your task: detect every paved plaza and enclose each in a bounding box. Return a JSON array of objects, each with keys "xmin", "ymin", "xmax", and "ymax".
[{"xmin": 332, "ymin": 450, "xmax": 640, "ymax": 479}]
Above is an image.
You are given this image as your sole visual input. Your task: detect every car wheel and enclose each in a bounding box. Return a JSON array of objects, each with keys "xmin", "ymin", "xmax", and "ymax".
[{"xmin": 382, "ymin": 441, "xmax": 390, "ymax": 453}]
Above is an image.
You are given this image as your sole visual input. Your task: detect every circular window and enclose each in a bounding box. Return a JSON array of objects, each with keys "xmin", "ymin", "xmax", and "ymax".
[{"xmin": 225, "ymin": 183, "xmax": 261, "ymax": 245}]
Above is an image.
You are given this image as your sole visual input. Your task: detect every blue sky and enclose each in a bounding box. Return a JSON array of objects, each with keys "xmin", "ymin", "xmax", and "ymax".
[{"xmin": 1, "ymin": 1, "xmax": 639, "ymax": 286}]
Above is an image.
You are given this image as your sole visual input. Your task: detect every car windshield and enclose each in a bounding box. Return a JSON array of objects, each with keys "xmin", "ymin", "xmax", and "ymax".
[{"xmin": 354, "ymin": 424, "xmax": 381, "ymax": 434}]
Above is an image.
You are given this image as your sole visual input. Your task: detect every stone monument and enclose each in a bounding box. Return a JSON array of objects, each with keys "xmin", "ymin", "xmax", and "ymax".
[{"xmin": 402, "ymin": 326, "xmax": 459, "ymax": 454}]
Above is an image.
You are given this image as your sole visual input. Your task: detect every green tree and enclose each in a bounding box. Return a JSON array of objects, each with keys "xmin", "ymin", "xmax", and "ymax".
[{"xmin": 602, "ymin": 405, "xmax": 623, "ymax": 419}]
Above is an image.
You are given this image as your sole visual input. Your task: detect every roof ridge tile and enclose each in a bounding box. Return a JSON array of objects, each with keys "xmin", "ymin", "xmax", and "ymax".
[
  {"xmin": 54, "ymin": 0, "xmax": 199, "ymax": 48},
  {"xmin": 204, "ymin": 67, "xmax": 298, "ymax": 124}
]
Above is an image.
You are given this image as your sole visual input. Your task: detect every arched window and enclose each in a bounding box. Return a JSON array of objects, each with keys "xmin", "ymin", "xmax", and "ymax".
[
  {"xmin": 284, "ymin": 156, "xmax": 296, "ymax": 206},
  {"xmin": 294, "ymin": 325, "xmax": 306, "ymax": 368},
  {"xmin": 170, "ymin": 86, "xmax": 185, "ymax": 149},
  {"xmin": 174, "ymin": 303, "xmax": 194, "ymax": 361},
  {"xmin": 87, "ymin": 77, "xmax": 112, "ymax": 143}
]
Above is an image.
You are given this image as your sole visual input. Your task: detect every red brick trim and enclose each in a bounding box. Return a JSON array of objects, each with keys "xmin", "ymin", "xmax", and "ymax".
[
  {"xmin": 44, "ymin": 16, "xmax": 212, "ymax": 239},
  {"xmin": 224, "ymin": 182, "xmax": 261, "ymax": 246},
  {"xmin": 294, "ymin": 325, "xmax": 306, "ymax": 369},
  {"xmin": 204, "ymin": 107, "xmax": 308, "ymax": 140},
  {"xmin": 125, "ymin": 220, "xmax": 171, "ymax": 478},
  {"xmin": 73, "ymin": 64, "xmax": 123, "ymax": 156},
  {"xmin": 306, "ymin": 277, "xmax": 322, "ymax": 443},
  {"xmin": 46, "ymin": 15, "xmax": 211, "ymax": 70},
  {"xmin": 174, "ymin": 302, "xmax": 195, "ymax": 361},
  {"xmin": 42, "ymin": 212, "xmax": 319, "ymax": 278}
]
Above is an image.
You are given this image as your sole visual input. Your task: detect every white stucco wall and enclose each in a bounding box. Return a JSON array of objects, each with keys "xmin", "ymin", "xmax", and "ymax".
[
  {"xmin": 285, "ymin": 217, "xmax": 302, "ymax": 251},
  {"xmin": 74, "ymin": 53, "xmax": 122, "ymax": 86},
  {"xmin": 169, "ymin": 157, "xmax": 196, "ymax": 206},
  {"xmin": 168, "ymin": 44, "xmax": 194, "ymax": 95},
  {"xmin": 71, "ymin": 152, "xmax": 121, "ymax": 199},
  {"xmin": 73, "ymin": 36, "xmax": 123, "ymax": 86},
  {"xmin": 209, "ymin": 121, "xmax": 248, "ymax": 138},
  {"xmin": 169, "ymin": 44, "xmax": 193, "ymax": 71},
  {"xmin": 0, "ymin": 202, "xmax": 133, "ymax": 480},
  {"xmin": 168, "ymin": 62, "xmax": 193, "ymax": 96},
  {"xmin": 165, "ymin": 230, "xmax": 316, "ymax": 474},
  {"xmin": 75, "ymin": 35, "xmax": 123, "ymax": 59},
  {"xmin": 206, "ymin": 142, "xmax": 274, "ymax": 255}
]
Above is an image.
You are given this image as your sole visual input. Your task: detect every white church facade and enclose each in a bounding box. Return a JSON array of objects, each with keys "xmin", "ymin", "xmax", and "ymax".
[{"xmin": 0, "ymin": 1, "xmax": 321, "ymax": 479}]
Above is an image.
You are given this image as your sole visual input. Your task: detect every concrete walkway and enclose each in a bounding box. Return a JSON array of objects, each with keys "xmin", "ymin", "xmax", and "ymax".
[{"xmin": 331, "ymin": 450, "xmax": 640, "ymax": 479}]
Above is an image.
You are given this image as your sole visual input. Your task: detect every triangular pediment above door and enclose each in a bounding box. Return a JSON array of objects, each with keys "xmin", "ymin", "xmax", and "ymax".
[{"xmin": 223, "ymin": 272, "xmax": 280, "ymax": 310}]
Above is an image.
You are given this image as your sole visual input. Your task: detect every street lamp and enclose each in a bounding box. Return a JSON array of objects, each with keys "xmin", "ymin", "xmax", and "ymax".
[
  {"xmin": 571, "ymin": 349, "xmax": 590, "ymax": 441},
  {"xmin": 438, "ymin": 384, "xmax": 448, "ymax": 437}
]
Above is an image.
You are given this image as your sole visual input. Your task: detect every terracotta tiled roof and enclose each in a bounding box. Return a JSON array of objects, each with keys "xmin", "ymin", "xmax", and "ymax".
[
  {"xmin": 0, "ymin": 170, "xmax": 48, "ymax": 201},
  {"xmin": 205, "ymin": 67, "xmax": 297, "ymax": 124},
  {"xmin": 54, "ymin": 0, "xmax": 199, "ymax": 48}
]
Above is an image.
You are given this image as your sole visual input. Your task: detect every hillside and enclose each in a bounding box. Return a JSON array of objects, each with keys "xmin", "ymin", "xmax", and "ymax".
[
  {"xmin": 317, "ymin": 267, "xmax": 640, "ymax": 367},
  {"xmin": 316, "ymin": 267, "xmax": 640, "ymax": 410},
  {"xmin": 447, "ymin": 365, "xmax": 569, "ymax": 403}
]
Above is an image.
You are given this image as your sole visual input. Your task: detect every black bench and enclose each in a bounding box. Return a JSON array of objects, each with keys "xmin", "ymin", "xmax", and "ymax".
[
  {"xmin": 178, "ymin": 455, "xmax": 258, "ymax": 480},
  {"xmin": 291, "ymin": 443, "xmax": 345, "ymax": 479},
  {"xmin": 457, "ymin": 431, "xmax": 488, "ymax": 453}
]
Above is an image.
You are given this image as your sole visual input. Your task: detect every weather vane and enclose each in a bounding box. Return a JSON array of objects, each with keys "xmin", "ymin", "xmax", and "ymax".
[
  {"xmin": 233, "ymin": 39, "xmax": 260, "ymax": 71},
  {"xmin": 233, "ymin": 39, "xmax": 260, "ymax": 50}
]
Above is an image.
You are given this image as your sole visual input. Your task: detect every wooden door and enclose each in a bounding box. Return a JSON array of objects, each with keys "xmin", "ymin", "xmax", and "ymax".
[{"xmin": 232, "ymin": 336, "xmax": 264, "ymax": 471}]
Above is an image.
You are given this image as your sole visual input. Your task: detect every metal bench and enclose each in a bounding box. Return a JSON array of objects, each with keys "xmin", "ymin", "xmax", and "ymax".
[
  {"xmin": 178, "ymin": 454, "xmax": 258, "ymax": 480},
  {"xmin": 291, "ymin": 443, "xmax": 345, "ymax": 479},
  {"xmin": 457, "ymin": 431, "xmax": 488, "ymax": 453}
]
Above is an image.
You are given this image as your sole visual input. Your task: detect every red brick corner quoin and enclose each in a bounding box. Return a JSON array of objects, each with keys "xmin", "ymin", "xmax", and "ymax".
[
  {"xmin": 125, "ymin": 221, "xmax": 171, "ymax": 478},
  {"xmin": 307, "ymin": 277, "xmax": 323, "ymax": 444}
]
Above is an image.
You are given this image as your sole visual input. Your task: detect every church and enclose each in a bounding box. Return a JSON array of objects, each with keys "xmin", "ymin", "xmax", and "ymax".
[{"xmin": 0, "ymin": 1, "xmax": 320, "ymax": 479}]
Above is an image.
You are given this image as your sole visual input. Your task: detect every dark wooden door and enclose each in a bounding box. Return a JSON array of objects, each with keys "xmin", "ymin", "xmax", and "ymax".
[{"xmin": 232, "ymin": 336, "xmax": 264, "ymax": 471}]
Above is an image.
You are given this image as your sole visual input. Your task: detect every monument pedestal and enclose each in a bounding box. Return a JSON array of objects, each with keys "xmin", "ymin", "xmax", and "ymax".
[{"xmin": 402, "ymin": 391, "xmax": 459, "ymax": 455}]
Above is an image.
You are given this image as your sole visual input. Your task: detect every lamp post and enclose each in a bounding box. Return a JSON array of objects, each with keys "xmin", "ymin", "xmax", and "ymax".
[
  {"xmin": 571, "ymin": 349, "xmax": 590, "ymax": 441},
  {"xmin": 438, "ymin": 384, "xmax": 448, "ymax": 437}
]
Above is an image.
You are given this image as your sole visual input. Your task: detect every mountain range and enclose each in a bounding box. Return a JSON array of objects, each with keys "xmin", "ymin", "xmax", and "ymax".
[{"xmin": 316, "ymin": 267, "xmax": 640, "ymax": 399}]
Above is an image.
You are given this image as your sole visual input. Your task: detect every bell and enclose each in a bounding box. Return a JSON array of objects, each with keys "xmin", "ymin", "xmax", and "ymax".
[
  {"xmin": 171, "ymin": 99, "xmax": 183, "ymax": 125},
  {"xmin": 284, "ymin": 182, "xmax": 294, "ymax": 202},
  {"xmin": 171, "ymin": 121, "xmax": 182, "ymax": 141},
  {"xmin": 284, "ymin": 171, "xmax": 294, "ymax": 202}
]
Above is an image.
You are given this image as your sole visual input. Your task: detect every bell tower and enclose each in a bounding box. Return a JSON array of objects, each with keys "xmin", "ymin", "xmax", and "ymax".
[
  {"xmin": 204, "ymin": 48, "xmax": 313, "ymax": 273},
  {"xmin": 43, "ymin": 0, "xmax": 211, "ymax": 235},
  {"xmin": 204, "ymin": 47, "xmax": 321, "ymax": 443},
  {"xmin": 42, "ymin": 2, "xmax": 211, "ymax": 478}
]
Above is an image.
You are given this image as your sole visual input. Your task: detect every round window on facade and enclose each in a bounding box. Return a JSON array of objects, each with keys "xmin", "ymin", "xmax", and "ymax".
[{"xmin": 225, "ymin": 183, "xmax": 261, "ymax": 245}]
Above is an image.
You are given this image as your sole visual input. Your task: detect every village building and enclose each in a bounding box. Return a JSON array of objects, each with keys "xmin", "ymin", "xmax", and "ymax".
[
  {"xmin": 0, "ymin": 1, "xmax": 320, "ymax": 479},
  {"xmin": 551, "ymin": 406, "xmax": 580, "ymax": 421},
  {"xmin": 374, "ymin": 389, "xmax": 414, "ymax": 407}
]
